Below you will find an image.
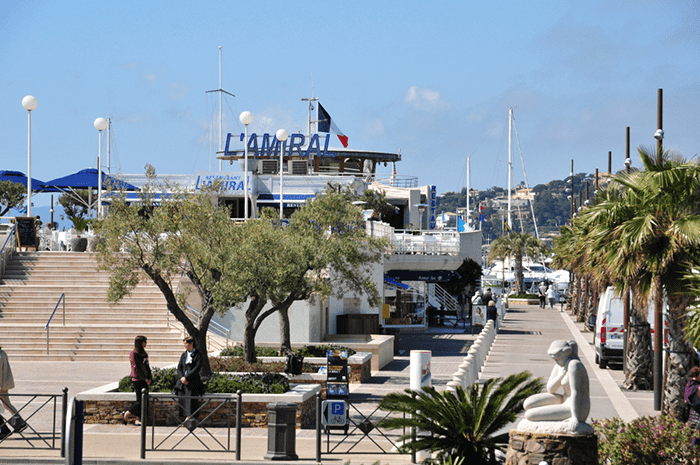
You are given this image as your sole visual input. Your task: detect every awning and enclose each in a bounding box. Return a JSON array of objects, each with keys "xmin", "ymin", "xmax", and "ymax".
[
  {"xmin": 384, "ymin": 275, "xmax": 410, "ymax": 290},
  {"xmin": 386, "ymin": 270, "xmax": 456, "ymax": 283}
]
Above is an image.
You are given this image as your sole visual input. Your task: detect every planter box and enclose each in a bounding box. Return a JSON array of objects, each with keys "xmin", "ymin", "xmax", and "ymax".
[
  {"xmin": 256, "ymin": 352, "xmax": 372, "ymax": 383},
  {"xmin": 78, "ymin": 383, "xmax": 321, "ymax": 428},
  {"xmin": 508, "ymin": 298, "xmax": 540, "ymax": 305}
]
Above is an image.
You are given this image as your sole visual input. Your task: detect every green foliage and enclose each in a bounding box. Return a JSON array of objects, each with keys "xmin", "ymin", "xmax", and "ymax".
[
  {"xmin": 509, "ymin": 294, "xmax": 539, "ymax": 299},
  {"xmin": 70, "ymin": 216, "xmax": 89, "ymax": 233},
  {"xmin": 593, "ymin": 416, "xmax": 700, "ymax": 464},
  {"xmin": 0, "ymin": 180, "xmax": 26, "ymax": 217},
  {"xmin": 210, "ymin": 357, "xmax": 287, "ymax": 373},
  {"xmin": 206, "ymin": 373, "xmax": 288, "ymax": 394},
  {"xmin": 59, "ymin": 190, "xmax": 92, "ymax": 221},
  {"xmin": 379, "ymin": 371, "xmax": 543, "ymax": 463},
  {"xmin": 294, "ymin": 345, "xmax": 356, "ymax": 357},
  {"xmin": 117, "ymin": 368, "xmax": 289, "ymax": 394},
  {"xmin": 218, "ymin": 344, "xmax": 355, "ymax": 358},
  {"xmin": 219, "ymin": 346, "xmax": 279, "ymax": 357}
]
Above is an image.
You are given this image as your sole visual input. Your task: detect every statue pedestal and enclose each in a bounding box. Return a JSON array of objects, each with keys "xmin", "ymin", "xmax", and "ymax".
[{"xmin": 506, "ymin": 430, "xmax": 598, "ymax": 465}]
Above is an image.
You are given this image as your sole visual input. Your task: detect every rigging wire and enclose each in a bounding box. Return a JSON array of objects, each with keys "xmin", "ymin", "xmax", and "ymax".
[{"xmin": 511, "ymin": 112, "xmax": 540, "ymax": 240}]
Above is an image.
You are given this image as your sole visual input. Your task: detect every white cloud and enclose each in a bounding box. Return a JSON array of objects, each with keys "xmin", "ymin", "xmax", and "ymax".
[
  {"xmin": 363, "ymin": 118, "xmax": 385, "ymax": 137},
  {"xmin": 404, "ymin": 86, "xmax": 451, "ymax": 111}
]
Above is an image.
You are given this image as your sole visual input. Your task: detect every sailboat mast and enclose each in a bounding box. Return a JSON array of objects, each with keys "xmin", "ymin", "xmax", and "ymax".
[
  {"xmin": 218, "ymin": 46, "xmax": 223, "ymax": 171},
  {"xmin": 508, "ymin": 107, "xmax": 513, "ymax": 231}
]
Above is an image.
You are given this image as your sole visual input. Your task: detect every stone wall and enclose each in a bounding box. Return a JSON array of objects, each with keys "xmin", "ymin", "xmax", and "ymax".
[
  {"xmin": 506, "ymin": 430, "xmax": 598, "ymax": 465},
  {"xmin": 79, "ymin": 384, "xmax": 321, "ymax": 429}
]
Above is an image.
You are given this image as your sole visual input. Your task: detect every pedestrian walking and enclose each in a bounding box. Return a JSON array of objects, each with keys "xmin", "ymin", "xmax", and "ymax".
[
  {"xmin": 0, "ymin": 346, "xmax": 26, "ymax": 440},
  {"xmin": 546, "ymin": 285, "xmax": 557, "ymax": 309}
]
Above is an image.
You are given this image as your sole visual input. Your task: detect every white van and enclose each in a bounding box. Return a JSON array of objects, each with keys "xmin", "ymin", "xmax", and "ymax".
[{"xmin": 593, "ymin": 286, "xmax": 666, "ymax": 369}]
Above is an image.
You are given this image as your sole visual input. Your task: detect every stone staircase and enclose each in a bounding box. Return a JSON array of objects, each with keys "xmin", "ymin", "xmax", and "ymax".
[{"xmin": 0, "ymin": 251, "xmax": 188, "ymax": 365}]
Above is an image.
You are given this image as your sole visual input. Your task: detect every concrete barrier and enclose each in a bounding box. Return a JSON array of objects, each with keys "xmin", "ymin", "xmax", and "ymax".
[{"xmin": 446, "ymin": 320, "xmax": 497, "ymax": 393}]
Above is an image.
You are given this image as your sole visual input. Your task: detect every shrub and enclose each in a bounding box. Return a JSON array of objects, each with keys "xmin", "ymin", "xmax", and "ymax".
[
  {"xmin": 509, "ymin": 293, "xmax": 539, "ymax": 299},
  {"xmin": 207, "ymin": 373, "xmax": 288, "ymax": 394},
  {"xmin": 117, "ymin": 368, "xmax": 289, "ymax": 394},
  {"xmin": 219, "ymin": 346, "xmax": 279, "ymax": 357},
  {"xmin": 210, "ymin": 357, "xmax": 287, "ymax": 373},
  {"xmin": 218, "ymin": 344, "xmax": 355, "ymax": 358},
  {"xmin": 295, "ymin": 345, "xmax": 356, "ymax": 357},
  {"xmin": 593, "ymin": 415, "xmax": 700, "ymax": 464}
]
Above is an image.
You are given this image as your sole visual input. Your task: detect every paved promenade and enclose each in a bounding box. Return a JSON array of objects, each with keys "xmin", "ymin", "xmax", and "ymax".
[{"xmin": 0, "ymin": 303, "xmax": 656, "ymax": 464}]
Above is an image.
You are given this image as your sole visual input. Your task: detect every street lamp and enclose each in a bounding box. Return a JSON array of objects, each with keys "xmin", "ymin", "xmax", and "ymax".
[
  {"xmin": 94, "ymin": 117, "xmax": 108, "ymax": 219},
  {"xmin": 22, "ymin": 95, "xmax": 38, "ymax": 217},
  {"xmin": 240, "ymin": 111, "xmax": 254, "ymax": 220},
  {"xmin": 276, "ymin": 129, "xmax": 289, "ymax": 220}
]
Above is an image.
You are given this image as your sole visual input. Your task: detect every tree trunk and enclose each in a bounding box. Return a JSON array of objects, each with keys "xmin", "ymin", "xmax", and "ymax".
[
  {"xmin": 193, "ymin": 330, "xmax": 212, "ymax": 378},
  {"xmin": 279, "ymin": 306, "xmax": 292, "ymax": 355},
  {"xmin": 514, "ymin": 254, "xmax": 524, "ymax": 295},
  {"xmin": 622, "ymin": 312, "xmax": 652, "ymax": 390},
  {"xmin": 662, "ymin": 294, "xmax": 693, "ymax": 419},
  {"xmin": 243, "ymin": 297, "xmax": 266, "ymax": 364}
]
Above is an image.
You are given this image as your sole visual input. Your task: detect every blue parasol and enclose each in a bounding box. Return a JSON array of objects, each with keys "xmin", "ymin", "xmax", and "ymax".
[
  {"xmin": 0, "ymin": 170, "xmax": 49, "ymax": 191},
  {"xmin": 43, "ymin": 168, "xmax": 138, "ymax": 191}
]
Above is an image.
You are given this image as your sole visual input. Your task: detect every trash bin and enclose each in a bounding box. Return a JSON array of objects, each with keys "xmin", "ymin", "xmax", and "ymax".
[{"xmin": 264, "ymin": 402, "xmax": 298, "ymax": 460}]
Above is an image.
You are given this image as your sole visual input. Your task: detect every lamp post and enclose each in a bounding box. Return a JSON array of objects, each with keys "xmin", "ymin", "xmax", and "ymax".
[
  {"xmin": 276, "ymin": 129, "xmax": 289, "ymax": 221},
  {"xmin": 22, "ymin": 95, "xmax": 38, "ymax": 217},
  {"xmin": 240, "ymin": 111, "xmax": 254, "ymax": 220},
  {"xmin": 94, "ymin": 117, "xmax": 108, "ymax": 219}
]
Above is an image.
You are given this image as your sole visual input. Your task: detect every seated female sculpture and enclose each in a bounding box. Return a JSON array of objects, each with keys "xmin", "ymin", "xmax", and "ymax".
[{"xmin": 521, "ymin": 340, "xmax": 591, "ymax": 434}]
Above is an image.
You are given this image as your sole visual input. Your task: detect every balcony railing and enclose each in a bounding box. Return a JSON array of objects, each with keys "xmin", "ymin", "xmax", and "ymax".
[{"xmin": 366, "ymin": 221, "xmax": 461, "ymax": 255}]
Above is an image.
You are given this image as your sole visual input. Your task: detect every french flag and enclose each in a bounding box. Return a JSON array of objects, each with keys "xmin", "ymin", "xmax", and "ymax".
[{"xmin": 318, "ymin": 103, "xmax": 349, "ymax": 148}]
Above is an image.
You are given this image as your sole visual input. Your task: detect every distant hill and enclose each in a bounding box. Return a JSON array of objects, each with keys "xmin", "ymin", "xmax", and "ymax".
[{"xmin": 437, "ymin": 172, "xmax": 607, "ymax": 242}]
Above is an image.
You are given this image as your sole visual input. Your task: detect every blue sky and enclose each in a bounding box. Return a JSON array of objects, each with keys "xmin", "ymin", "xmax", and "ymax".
[{"xmin": 2, "ymin": 0, "xmax": 699, "ymax": 212}]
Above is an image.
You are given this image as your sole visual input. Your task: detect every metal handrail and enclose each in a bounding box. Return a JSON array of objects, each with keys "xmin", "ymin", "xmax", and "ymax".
[
  {"xmin": 45, "ymin": 293, "xmax": 66, "ymax": 354},
  {"xmin": 0, "ymin": 223, "xmax": 17, "ymax": 277},
  {"xmin": 168, "ymin": 262, "xmax": 231, "ymax": 348},
  {"xmin": 185, "ymin": 305, "xmax": 231, "ymax": 346}
]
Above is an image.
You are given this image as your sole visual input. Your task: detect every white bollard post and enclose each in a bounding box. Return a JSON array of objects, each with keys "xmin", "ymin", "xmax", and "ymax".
[{"xmin": 410, "ymin": 350, "xmax": 432, "ymax": 461}]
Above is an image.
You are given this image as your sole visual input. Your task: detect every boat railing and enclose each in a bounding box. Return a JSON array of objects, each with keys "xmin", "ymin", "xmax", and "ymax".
[
  {"xmin": 0, "ymin": 222, "xmax": 17, "ymax": 277},
  {"xmin": 373, "ymin": 175, "xmax": 419, "ymax": 188},
  {"xmin": 366, "ymin": 222, "xmax": 462, "ymax": 255}
]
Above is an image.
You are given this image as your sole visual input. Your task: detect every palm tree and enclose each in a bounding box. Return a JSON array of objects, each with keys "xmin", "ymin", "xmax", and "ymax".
[
  {"xmin": 488, "ymin": 232, "xmax": 549, "ymax": 295},
  {"xmin": 378, "ymin": 371, "xmax": 543, "ymax": 464},
  {"xmin": 613, "ymin": 148, "xmax": 700, "ymax": 417},
  {"xmin": 572, "ymin": 183, "xmax": 654, "ymax": 389}
]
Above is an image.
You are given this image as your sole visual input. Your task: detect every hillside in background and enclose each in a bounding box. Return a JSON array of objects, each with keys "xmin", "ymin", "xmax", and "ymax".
[{"xmin": 437, "ymin": 172, "xmax": 606, "ymax": 243}]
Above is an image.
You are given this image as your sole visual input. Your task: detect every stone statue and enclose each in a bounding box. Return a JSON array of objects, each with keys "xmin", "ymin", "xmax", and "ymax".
[{"xmin": 518, "ymin": 340, "xmax": 593, "ymax": 435}]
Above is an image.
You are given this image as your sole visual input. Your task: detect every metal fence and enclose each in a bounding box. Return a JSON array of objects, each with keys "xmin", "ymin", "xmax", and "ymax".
[
  {"xmin": 0, "ymin": 388, "xmax": 68, "ymax": 456},
  {"xmin": 139, "ymin": 390, "xmax": 243, "ymax": 460}
]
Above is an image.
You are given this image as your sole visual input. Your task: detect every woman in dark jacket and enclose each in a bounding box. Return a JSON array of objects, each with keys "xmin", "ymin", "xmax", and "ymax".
[
  {"xmin": 124, "ymin": 335, "xmax": 152, "ymax": 425},
  {"xmin": 175, "ymin": 337, "xmax": 204, "ymax": 419}
]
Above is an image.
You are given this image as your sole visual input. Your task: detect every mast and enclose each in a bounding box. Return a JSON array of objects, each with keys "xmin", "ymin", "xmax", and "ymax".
[
  {"xmin": 218, "ymin": 46, "xmax": 222, "ymax": 171},
  {"xmin": 206, "ymin": 46, "xmax": 234, "ymax": 171},
  {"xmin": 508, "ymin": 107, "xmax": 513, "ymax": 231},
  {"xmin": 301, "ymin": 76, "xmax": 318, "ymax": 168}
]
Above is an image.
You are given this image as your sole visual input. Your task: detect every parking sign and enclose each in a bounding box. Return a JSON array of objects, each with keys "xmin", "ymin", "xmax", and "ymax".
[{"xmin": 322, "ymin": 400, "xmax": 347, "ymax": 426}]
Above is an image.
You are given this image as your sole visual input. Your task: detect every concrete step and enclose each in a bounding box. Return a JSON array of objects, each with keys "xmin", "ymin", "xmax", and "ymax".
[{"xmin": 0, "ymin": 251, "xmax": 193, "ymax": 362}]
